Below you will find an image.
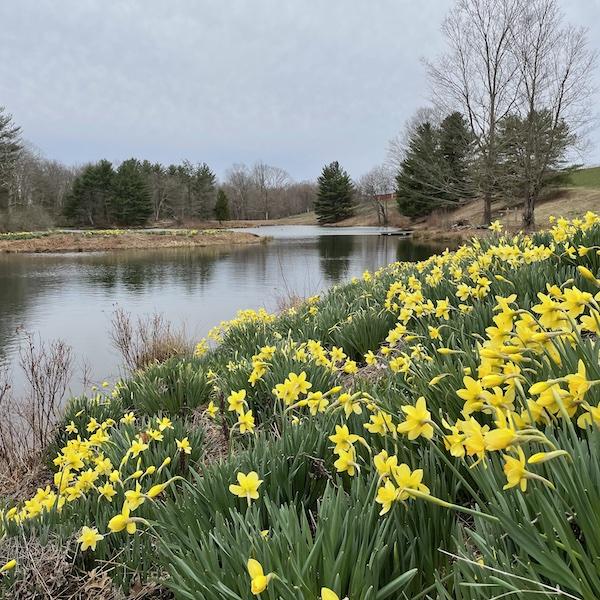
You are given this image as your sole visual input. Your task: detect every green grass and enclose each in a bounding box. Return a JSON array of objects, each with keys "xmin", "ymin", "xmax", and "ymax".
[{"xmin": 568, "ymin": 166, "xmax": 600, "ymax": 188}]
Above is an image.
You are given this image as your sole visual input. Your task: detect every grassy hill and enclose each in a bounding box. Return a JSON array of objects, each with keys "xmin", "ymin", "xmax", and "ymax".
[
  {"xmin": 273, "ymin": 166, "xmax": 600, "ymax": 230},
  {"xmin": 568, "ymin": 165, "xmax": 600, "ymax": 188}
]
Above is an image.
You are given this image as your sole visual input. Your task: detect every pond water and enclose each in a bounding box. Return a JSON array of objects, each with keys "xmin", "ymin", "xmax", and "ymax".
[{"xmin": 0, "ymin": 226, "xmax": 444, "ymax": 394}]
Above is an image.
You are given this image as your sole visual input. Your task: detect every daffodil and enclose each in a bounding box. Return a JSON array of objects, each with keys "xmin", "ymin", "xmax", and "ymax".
[
  {"xmin": 228, "ymin": 389, "xmax": 247, "ymax": 413},
  {"xmin": 97, "ymin": 482, "xmax": 117, "ymax": 502},
  {"xmin": 176, "ymin": 437, "xmax": 192, "ymax": 454},
  {"xmin": 397, "ymin": 397, "xmax": 434, "ymax": 440},
  {"xmin": 121, "ymin": 412, "xmax": 136, "ymax": 425},
  {"xmin": 78, "ymin": 526, "xmax": 104, "ymax": 551},
  {"xmin": 229, "ymin": 471, "xmax": 263, "ymax": 504},
  {"xmin": 321, "ymin": 587, "xmax": 340, "ymax": 600},
  {"xmin": 108, "ymin": 503, "xmax": 137, "ymax": 534},
  {"xmin": 247, "ymin": 558, "xmax": 273, "ymax": 595},
  {"xmin": 206, "ymin": 401, "xmax": 219, "ymax": 418},
  {"xmin": 157, "ymin": 416, "xmax": 173, "ymax": 431},
  {"xmin": 0, "ymin": 560, "xmax": 16, "ymax": 574},
  {"xmin": 237, "ymin": 410, "xmax": 256, "ymax": 434}
]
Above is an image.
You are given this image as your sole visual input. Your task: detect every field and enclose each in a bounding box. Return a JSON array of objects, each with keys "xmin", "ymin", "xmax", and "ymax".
[
  {"xmin": 569, "ymin": 166, "xmax": 600, "ymax": 188},
  {"xmin": 1, "ymin": 212, "xmax": 600, "ymax": 598}
]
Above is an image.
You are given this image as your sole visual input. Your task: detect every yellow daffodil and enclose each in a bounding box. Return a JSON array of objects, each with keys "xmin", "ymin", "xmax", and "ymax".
[
  {"xmin": 229, "ymin": 471, "xmax": 263, "ymax": 504},
  {"xmin": 78, "ymin": 526, "xmax": 104, "ymax": 551},
  {"xmin": 176, "ymin": 437, "xmax": 192, "ymax": 454},
  {"xmin": 247, "ymin": 558, "xmax": 273, "ymax": 595}
]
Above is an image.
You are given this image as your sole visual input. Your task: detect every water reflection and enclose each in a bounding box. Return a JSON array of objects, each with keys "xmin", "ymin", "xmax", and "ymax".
[
  {"xmin": 318, "ymin": 235, "xmax": 354, "ymax": 282},
  {"xmin": 0, "ymin": 230, "xmax": 444, "ymax": 392}
]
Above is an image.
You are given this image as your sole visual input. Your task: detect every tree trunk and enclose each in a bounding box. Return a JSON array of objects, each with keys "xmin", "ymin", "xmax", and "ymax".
[
  {"xmin": 483, "ymin": 190, "xmax": 492, "ymax": 226},
  {"xmin": 522, "ymin": 194, "xmax": 536, "ymax": 230}
]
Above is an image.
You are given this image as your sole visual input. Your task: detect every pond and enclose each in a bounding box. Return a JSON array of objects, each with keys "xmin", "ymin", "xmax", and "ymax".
[{"xmin": 0, "ymin": 226, "xmax": 444, "ymax": 394}]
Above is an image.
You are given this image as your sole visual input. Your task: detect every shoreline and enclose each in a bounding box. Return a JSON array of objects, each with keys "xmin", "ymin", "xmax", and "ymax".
[{"xmin": 0, "ymin": 229, "xmax": 263, "ymax": 254}]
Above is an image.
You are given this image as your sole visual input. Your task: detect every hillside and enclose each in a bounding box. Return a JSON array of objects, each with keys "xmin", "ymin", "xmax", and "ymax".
[
  {"xmin": 268, "ymin": 166, "xmax": 600, "ymax": 231},
  {"xmin": 569, "ymin": 165, "xmax": 600, "ymax": 188}
]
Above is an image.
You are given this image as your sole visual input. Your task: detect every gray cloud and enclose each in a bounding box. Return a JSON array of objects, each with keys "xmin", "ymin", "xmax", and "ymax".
[{"xmin": 1, "ymin": 0, "xmax": 598, "ymax": 180}]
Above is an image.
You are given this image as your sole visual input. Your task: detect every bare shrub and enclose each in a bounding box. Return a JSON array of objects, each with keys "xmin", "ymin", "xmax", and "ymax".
[
  {"xmin": 274, "ymin": 291, "xmax": 305, "ymax": 313},
  {"xmin": 0, "ymin": 333, "xmax": 73, "ymax": 476},
  {"xmin": 110, "ymin": 307, "xmax": 192, "ymax": 372}
]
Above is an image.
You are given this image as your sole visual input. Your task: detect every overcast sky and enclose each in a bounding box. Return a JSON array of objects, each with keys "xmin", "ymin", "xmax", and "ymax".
[{"xmin": 2, "ymin": 0, "xmax": 599, "ymax": 180}]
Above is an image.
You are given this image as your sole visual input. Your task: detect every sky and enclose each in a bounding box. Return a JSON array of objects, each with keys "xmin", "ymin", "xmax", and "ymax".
[{"xmin": 1, "ymin": 0, "xmax": 599, "ymax": 181}]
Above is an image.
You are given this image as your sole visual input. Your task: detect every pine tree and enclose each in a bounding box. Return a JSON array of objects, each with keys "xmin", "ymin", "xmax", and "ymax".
[
  {"xmin": 438, "ymin": 112, "xmax": 474, "ymax": 203},
  {"xmin": 396, "ymin": 122, "xmax": 444, "ymax": 218},
  {"xmin": 111, "ymin": 159, "xmax": 152, "ymax": 226},
  {"xmin": 192, "ymin": 163, "xmax": 217, "ymax": 219},
  {"xmin": 63, "ymin": 160, "xmax": 114, "ymax": 226},
  {"xmin": 314, "ymin": 161, "xmax": 355, "ymax": 224},
  {"xmin": 214, "ymin": 189, "xmax": 230, "ymax": 222}
]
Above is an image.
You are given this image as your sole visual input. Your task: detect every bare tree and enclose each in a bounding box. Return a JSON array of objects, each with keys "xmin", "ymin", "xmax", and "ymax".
[
  {"xmin": 386, "ymin": 106, "xmax": 442, "ymax": 172},
  {"xmin": 427, "ymin": 0, "xmax": 522, "ymax": 225},
  {"xmin": 509, "ymin": 0, "xmax": 596, "ymax": 228},
  {"xmin": 358, "ymin": 165, "xmax": 395, "ymax": 225},
  {"xmin": 224, "ymin": 163, "xmax": 253, "ymax": 219},
  {"xmin": 251, "ymin": 161, "xmax": 291, "ymax": 220},
  {"xmin": 0, "ymin": 106, "xmax": 23, "ymax": 209}
]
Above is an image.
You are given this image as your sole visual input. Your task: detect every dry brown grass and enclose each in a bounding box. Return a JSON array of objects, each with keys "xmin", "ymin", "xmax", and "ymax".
[
  {"xmin": 110, "ymin": 308, "xmax": 193, "ymax": 373},
  {"xmin": 0, "ymin": 230, "xmax": 261, "ymax": 254},
  {"xmin": 422, "ymin": 187, "xmax": 600, "ymax": 230},
  {"xmin": 0, "ymin": 534, "xmax": 172, "ymax": 599}
]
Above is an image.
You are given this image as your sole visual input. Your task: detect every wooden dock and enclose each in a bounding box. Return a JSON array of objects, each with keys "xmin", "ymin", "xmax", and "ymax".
[{"xmin": 379, "ymin": 230, "xmax": 413, "ymax": 237}]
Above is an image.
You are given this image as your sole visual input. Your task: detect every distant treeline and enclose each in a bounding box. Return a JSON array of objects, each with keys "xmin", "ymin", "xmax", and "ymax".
[{"xmin": 0, "ymin": 118, "xmax": 316, "ymax": 229}]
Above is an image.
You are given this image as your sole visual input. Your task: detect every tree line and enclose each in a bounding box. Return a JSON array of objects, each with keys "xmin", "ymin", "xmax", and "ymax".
[
  {"xmin": 0, "ymin": 112, "xmax": 316, "ymax": 230},
  {"xmin": 391, "ymin": 0, "xmax": 596, "ymax": 227}
]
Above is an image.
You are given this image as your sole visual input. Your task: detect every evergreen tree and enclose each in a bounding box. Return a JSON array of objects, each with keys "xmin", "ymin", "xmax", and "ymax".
[
  {"xmin": 192, "ymin": 163, "xmax": 217, "ymax": 219},
  {"xmin": 111, "ymin": 159, "xmax": 152, "ymax": 226},
  {"xmin": 396, "ymin": 122, "xmax": 445, "ymax": 218},
  {"xmin": 214, "ymin": 189, "xmax": 230, "ymax": 222},
  {"xmin": 438, "ymin": 112, "xmax": 474, "ymax": 203},
  {"xmin": 63, "ymin": 160, "xmax": 114, "ymax": 226},
  {"xmin": 314, "ymin": 161, "xmax": 355, "ymax": 224}
]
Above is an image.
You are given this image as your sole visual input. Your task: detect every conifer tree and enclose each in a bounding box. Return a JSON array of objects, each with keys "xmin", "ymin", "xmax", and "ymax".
[
  {"xmin": 214, "ymin": 189, "xmax": 230, "ymax": 222},
  {"xmin": 111, "ymin": 159, "xmax": 152, "ymax": 226},
  {"xmin": 0, "ymin": 106, "xmax": 23, "ymax": 208},
  {"xmin": 438, "ymin": 112, "xmax": 473, "ymax": 203},
  {"xmin": 192, "ymin": 163, "xmax": 217, "ymax": 219},
  {"xmin": 63, "ymin": 160, "xmax": 114, "ymax": 226},
  {"xmin": 314, "ymin": 161, "xmax": 355, "ymax": 224},
  {"xmin": 396, "ymin": 122, "xmax": 444, "ymax": 218}
]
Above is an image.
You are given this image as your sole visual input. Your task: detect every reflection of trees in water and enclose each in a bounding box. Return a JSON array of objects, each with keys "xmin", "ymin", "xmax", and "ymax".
[
  {"xmin": 318, "ymin": 235, "xmax": 354, "ymax": 283},
  {"xmin": 0, "ymin": 258, "xmax": 32, "ymax": 365},
  {"xmin": 79, "ymin": 247, "xmax": 231, "ymax": 294},
  {"xmin": 396, "ymin": 239, "xmax": 447, "ymax": 263}
]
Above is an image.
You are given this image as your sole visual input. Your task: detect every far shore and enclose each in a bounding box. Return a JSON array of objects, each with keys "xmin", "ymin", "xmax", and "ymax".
[{"xmin": 0, "ymin": 229, "xmax": 263, "ymax": 254}]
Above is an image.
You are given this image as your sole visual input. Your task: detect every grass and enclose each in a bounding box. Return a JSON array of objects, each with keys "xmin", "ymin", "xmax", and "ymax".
[
  {"xmin": 568, "ymin": 165, "xmax": 600, "ymax": 188},
  {"xmin": 0, "ymin": 228, "xmax": 261, "ymax": 254},
  {"xmin": 1, "ymin": 211, "xmax": 600, "ymax": 598}
]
